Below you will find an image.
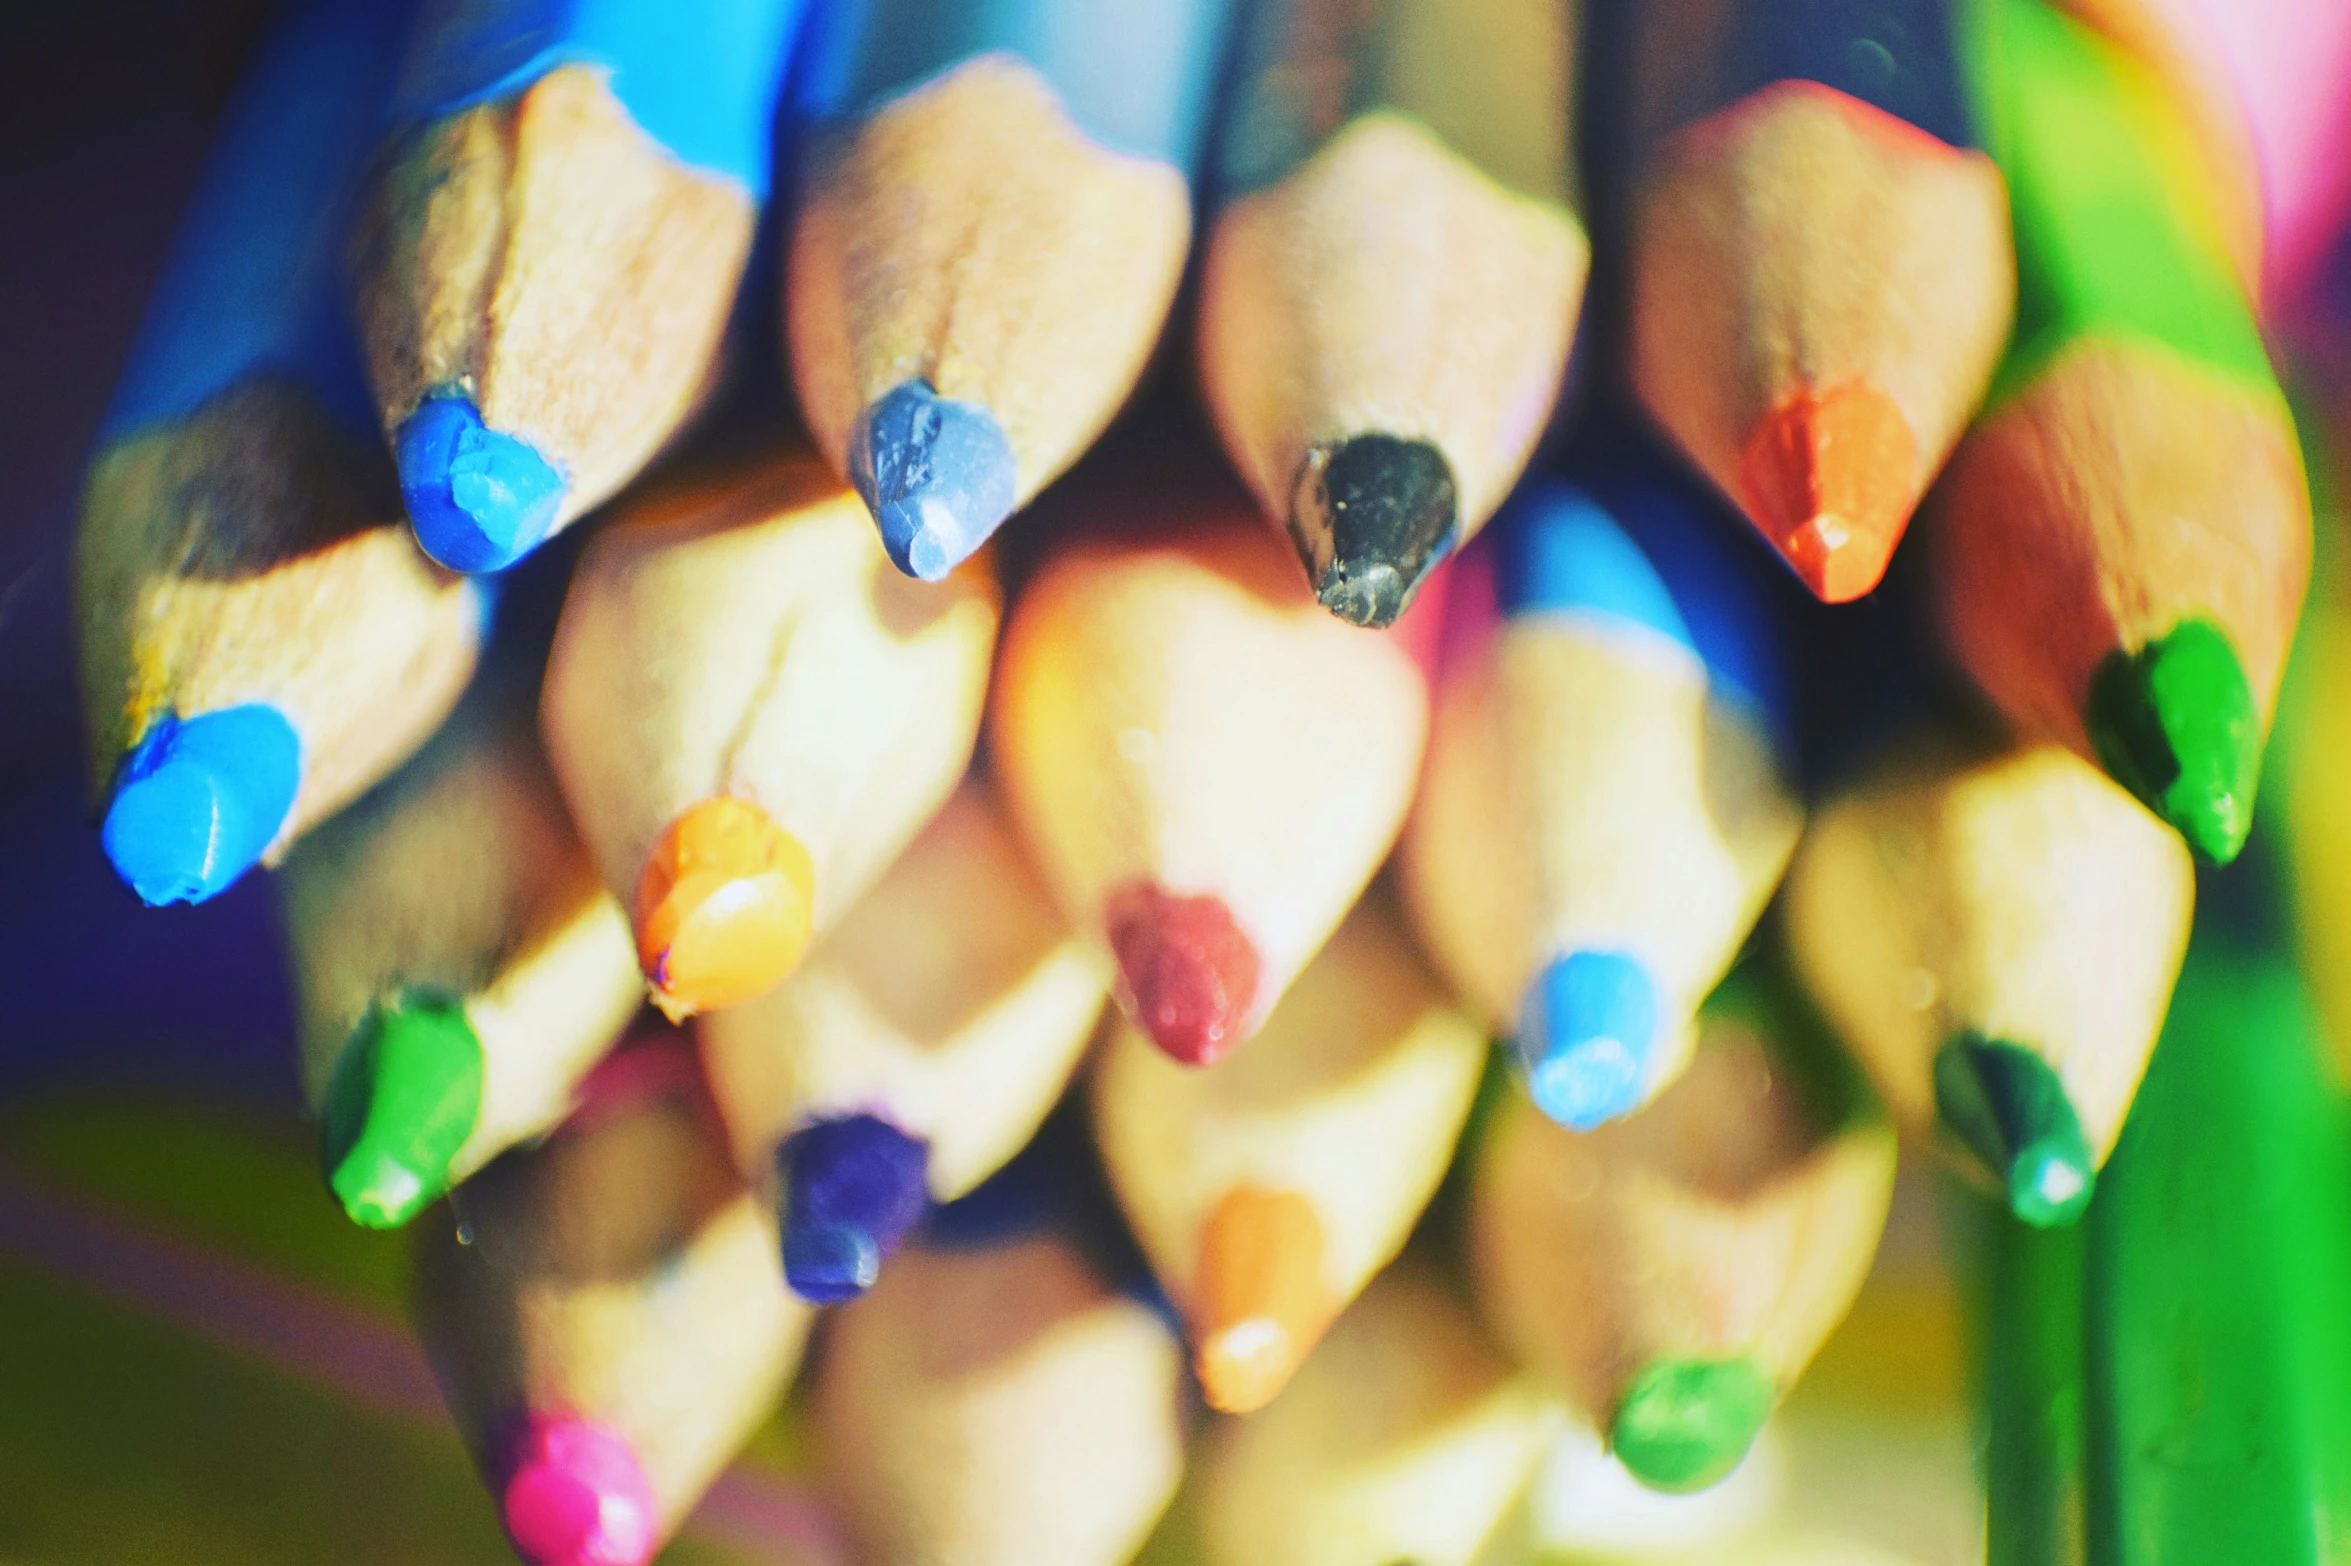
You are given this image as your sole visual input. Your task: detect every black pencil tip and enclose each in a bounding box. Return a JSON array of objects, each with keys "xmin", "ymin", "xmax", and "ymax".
[{"xmin": 1288, "ymin": 434, "xmax": 1458, "ymax": 629}]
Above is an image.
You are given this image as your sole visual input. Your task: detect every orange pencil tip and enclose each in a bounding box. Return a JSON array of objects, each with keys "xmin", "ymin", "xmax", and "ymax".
[
  {"xmin": 1738, "ymin": 382, "xmax": 1917, "ymax": 603},
  {"xmin": 1192, "ymin": 1188, "xmax": 1328, "ymax": 1413},
  {"xmin": 636, "ymin": 797, "xmax": 815, "ymax": 1019}
]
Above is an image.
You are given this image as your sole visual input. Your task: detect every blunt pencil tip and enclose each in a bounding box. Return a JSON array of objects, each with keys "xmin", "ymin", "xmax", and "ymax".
[
  {"xmin": 2085, "ymin": 619, "xmax": 2259, "ymax": 865},
  {"xmin": 1290, "ymin": 434, "xmax": 1457, "ymax": 629},
  {"xmin": 321, "ymin": 992, "xmax": 484, "ymax": 1230},
  {"xmin": 1610, "ymin": 1356, "xmax": 1774, "ymax": 1494},
  {"xmin": 1193, "ymin": 1187, "xmax": 1326, "ymax": 1413},
  {"xmin": 850, "ymin": 381, "xmax": 1018, "ymax": 582},
  {"xmin": 636, "ymin": 798, "xmax": 815, "ymax": 1019},
  {"xmin": 102, "ymin": 705, "xmax": 300, "ymax": 906},
  {"xmin": 1517, "ymin": 951, "xmax": 1661, "ymax": 1132},
  {"xmin": 497, "ymin": 1415, "xmax": 658, "ymax": 1566},
  {"xmin": 1105, "ymin": 883, "xmax": 1262, "ymax": 1066},
  {"xmin": 1934, "ymin": 1033, "xmax": 2096, "ymax": 1228},
  {"xmin": 395, "ymin": 395, "xmax": 566, "ymax": 575},
  {"xmin": 1738, "ymin": 382, "xmax": 1914, "ymax": 603},
  {"xmin": 779, "ymin": 1114, "xmax": 931, "ymax": 1304}
]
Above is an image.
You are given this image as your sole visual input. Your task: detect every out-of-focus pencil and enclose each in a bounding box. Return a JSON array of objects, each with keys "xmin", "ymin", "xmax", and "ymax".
[{"xmin": 77, "ymin": 0, "xmax": 481, "ymax": 908}]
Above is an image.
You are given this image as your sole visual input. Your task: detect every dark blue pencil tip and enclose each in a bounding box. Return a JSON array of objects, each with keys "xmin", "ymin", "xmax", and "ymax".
[
  {"xmin": 394, "ymin": 395, "xmax": 566, "ymax": 574},
  {"xmin": 101, "ymin": 705, "xmax": 301, "ymax": 907},
  {"xmin": 848, "ymin": 381, "xmax": 1018, "ymax": 581},
  {"xmin": 1516, "ymin": 951, "xmax": 1662, "ymax": 1131},
  {"xmin": 777, "ymin": 1114, "xmax": 931, "ymax": 1304}
]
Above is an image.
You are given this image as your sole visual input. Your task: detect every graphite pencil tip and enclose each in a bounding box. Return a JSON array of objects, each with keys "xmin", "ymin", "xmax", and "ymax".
[
  {"xmin": 1193, "ymin": 1187, "xmax": 1328, "ymax": 1414},
  {"xmin": 496, "ymin": 1415, "xmax": 657, "ymax": 1566},
  {"xmin": 1933, "ymin": 1033, "xmax": 2095, "ymax": 1228},
  {"xmin": 2085, "ymin": 619, "xmax": 2260, "ymax": 865},
  {"xmin": 1289, "ymin": 434, "xmax": 1458, "ymax": 628},
  {"xmin": 321, "ymin": 992, "xmax": 484, "ymax": 1230},
  {"xmin": 778, "ymin": 1114, "xmax": 931, "ymax": 1305},
  {"xmin": 395, "ymin": 395, "xmax": 567, "ymax": 574},
  {"xmin": 1516, "ymin": 951, "xmax": 1662, "ymax": 1132},
  {"xmin": 1610, "ymin": 1355, "xmax": 1775, "ymax": 1494},
  {"xmin": 1104, "ymin": 883, "xmax": 1263, "ymax": 1066},
  {"xmin": 849, "ymin": 381, "xmax": 1019, "ymax": 582},
  {"xmin": 635, "ymin": 798, "xmax": 815, "ymax": 1020},
  {"xmin": 101, "ymin": 705, "xmax": 301, "ymax": 907},
  {"xmin": 1737, "ymin": 382, "xmax": 1916, "ymax": 603}
]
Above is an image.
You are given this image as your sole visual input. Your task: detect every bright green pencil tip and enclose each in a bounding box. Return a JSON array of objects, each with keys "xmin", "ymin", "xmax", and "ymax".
[
  {"xmin": 1934, "ymin": 1033, "xmax": 2095, "ymax": 1228},
  {"xmin": 321, "ymin": 991, "xmax": 484, "ymax": 1230},
  {"xmin": 2084, "ymin": 619, "xmax": 2259, "ymax": 865},
  {"xmin": 1609, "ymin": 1356, "xmax": 1774, "ymax": 1493}
]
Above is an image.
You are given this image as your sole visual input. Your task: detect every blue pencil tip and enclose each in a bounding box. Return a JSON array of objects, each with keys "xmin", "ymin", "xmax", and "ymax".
[
  {"xmin": 777, "ymin": 1114, "xmax": 931, "ymax": 1304},
  {"xmin": 1516, "ymin": 951, "xmax": 1662, "ymax": 1131},
  {"xmin": 394, "ymin": 395, "xmax": 566, "ymax": 574},
  {"xmin": 101, "ymin": 705, "xmax": 301, "ymax": 907},
  {"xmin": 848, "ymin": 381, "xmax": 1017, "ymax": 581}
]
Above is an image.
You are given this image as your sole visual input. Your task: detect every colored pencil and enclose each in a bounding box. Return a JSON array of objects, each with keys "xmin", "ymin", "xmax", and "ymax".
[
  {"xmin": 787, "ymin": 0, "xmax": 1234, "ymax": 581},
  {"xmin": 992, "ymin": 496, "xmax": 1434, "ymax": 1066},
  {"xmin": 698, "ymin": 778, "xmax": 1108, "ymax": 1304},
  {"xmin": 280, "ymin": 671, "xmax": 642, "ymax": 1231},
  {"xmin": 351, "ymin": 0, "xmax": 806, "ymax": 573},
  {"xmin": 1786, "ymin": 737, "xmax": 2193, "ymax": 1226},
  {"xmin": 1932, "ymin": 0, "xmax": 2310, "ymax": 865},
  {"xmin": 540, "ymin": 441, "xmax": 999, "ymax": 1021},
  {"xmin": 75, "ymin": 0, "xmax": 482, "ymax": 909},
  {"xmin": 1091, "ymin": 892, "xmax": 1487, "ymax": 1413},
  {"xmin": 1627, "ymin": 0, "xmax": 2013, "ymax": 602},
  {"xmin": 1195, "ymin": 1263, "xmax": 1561, "ymax": 1566},
  {"xmin": 1195, "ymin": 0, "xmax": 1589, "ymax": 628},
  {"xmin": 814, "ymin": 1180, "xmax": 1187, "ymax": 1566},
  {"xmin": 414, "ymin": 1029, "xmax": 813, "ymax": 1566},
  {"xmin": 1468, "ymin": 959, "xmax": 1897, "ymax": 1495},
  {"xmin": 1402, "ymin": 464, "xmax": 1802, "ymax": 1132}
]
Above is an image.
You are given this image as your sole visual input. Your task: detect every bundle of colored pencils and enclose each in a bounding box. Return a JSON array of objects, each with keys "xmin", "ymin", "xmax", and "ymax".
[{"xmin": 57, "ymin": 0, "xmax": 2351, "ymax": 1560}]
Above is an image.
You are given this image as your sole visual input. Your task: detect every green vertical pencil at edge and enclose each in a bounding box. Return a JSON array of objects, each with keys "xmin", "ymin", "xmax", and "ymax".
[
  {"xmin": 1985, "ymin": 1202, "xmax": 2087, "ymax": 1566},
  {"xmin": 2079, "ymin": 939, "xmax": 2351, "ymax": 1566},
  {"xmin": 1959, "ymin": 0, "xmax": 2274, "ymax": 407}
]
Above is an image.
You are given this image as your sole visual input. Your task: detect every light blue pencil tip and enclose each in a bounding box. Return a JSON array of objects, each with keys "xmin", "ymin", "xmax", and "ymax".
[
  {"xmin": 1517, "ymin": 951, "xmax": 1663, "ymax": 1131},
  {"xmin": 394, "ymin": 395, "xmax": 566, "ymax": 574},
  {"xmin": 101, "ymin": 705, "xmax": 301, "ymax": 906},
  {"xmin": 848, "ymin": 381, "xmax": 1017, "ymax": 581}
]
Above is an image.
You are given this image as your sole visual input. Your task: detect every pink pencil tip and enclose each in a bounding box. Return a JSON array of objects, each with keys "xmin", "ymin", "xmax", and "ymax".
[{"xmin": 497, "ymin": 1415, "xmax": 657, "ymax": 1566}]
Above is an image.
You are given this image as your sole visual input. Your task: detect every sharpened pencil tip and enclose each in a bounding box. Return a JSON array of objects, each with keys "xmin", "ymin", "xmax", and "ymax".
[
  {"xmin": 1737, "ymin": 383, "xmax": 1915, "ymax": 603},
  {"xmin": 1104, "ymin": 883, "xmax": 1262, "ymax": 1066},
  {"xmin": 2085, "ymin": 619, "xmax": 2260, "ymax": 865},
  {"xmin": 1193, "ymin": 1187, "xmax": 1327, "ymax": 1413},
  {"xmin": 497, "ymin": 1415, "xmax": 657, "ymax": 1566},
  {"xmin": 102, "ymin": 705, "xmax": 301, "ymax": 906},
  {"xmin": 1611, "ymin": 1356, "xmax": 1774, "ymax": 1493},
  {"xmin": 849, "ymin": 381, "xmax": 1018, "ymax": 581},
  {"xmin": 1933, "ymin": 1033, "xmax": 2095, "ymax": 1228},
  {"xmin": 636, "ymin": 798, "xmax": 815, "ymax": 1019},
  {"xmin": 395, "ymin": 395, "xmax": 566, "ymax": 574},
  {"xmin": 1517, "ymin": 951, "xmax": 1662, "ymax": 1131},
  {"xmin": 778, "ymin": 1115, "xmax": 931, "ymax": 1304},
  {"xmin": 322, "ymin": 992, "xmax": 484, "ymax": 1229},
  {"xmin": 1290, "ymin": 435, "xmax": 1457, "ymax": 628}
]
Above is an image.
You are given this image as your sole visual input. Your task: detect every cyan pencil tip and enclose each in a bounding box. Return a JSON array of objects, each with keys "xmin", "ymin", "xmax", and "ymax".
[
  {"xmin": 777, "ymin": 1114, "xmax": 931, "ymax": 1304},
  {"xmin": 395, "ymin": 394, "xmax": 566, "ymax": 574},
  {"xmin": 101, "ymin": 705, "xmax": 301, "ymax": 907},
  {"xmin": 848, "ymin": 381, "xmax": 1017, "ymax": 581},
  {"xmin": 1516, "ymin": 950, "xmax": 1662, "ymax": 1131}
]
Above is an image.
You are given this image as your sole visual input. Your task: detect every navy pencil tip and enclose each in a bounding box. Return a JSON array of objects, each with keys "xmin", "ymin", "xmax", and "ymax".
[
  {"xmin": 101, "ymin": 705, "xmax": 302, "ymax": 906},
  {"xmin": 777, "ymin": 1113, "xmax": 931, "ymax": 1303},
  {"xmin": 395, "ymin": 394, "xmax": 566, "ymax": 574},
  {"xmin": 848, "ymin": 381, "xmax": 1017, "ymax": 581}
]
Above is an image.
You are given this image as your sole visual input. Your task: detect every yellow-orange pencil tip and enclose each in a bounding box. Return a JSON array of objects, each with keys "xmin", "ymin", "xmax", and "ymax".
[
  {"xmin": 636, "ymin": 797, "xmax": 815, "ymax": 1018},
  {"xmin": 1193, "ymin": 1187, "xmax": 1327, "ymax": 1414},
  {"xmin": 1739, "ymin": 382, "xmax": 1917, "ymax": 604}
]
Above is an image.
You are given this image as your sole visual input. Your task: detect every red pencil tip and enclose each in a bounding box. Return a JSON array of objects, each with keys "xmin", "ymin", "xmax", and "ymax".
[
  {"xmin": 1738, "ymin": 382, "xmax": 1917, "ymax": 603},
  {"xmin": 1104, "ymin": 883, "xmax": 1261, "ymax": 1066}
]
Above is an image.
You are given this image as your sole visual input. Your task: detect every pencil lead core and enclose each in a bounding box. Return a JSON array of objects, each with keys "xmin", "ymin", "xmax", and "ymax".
[
  {"xmin": 1933, "ymin": 1032, "xmax": 2095, "ymax": 1228},
  {"xmin": 395, "ymin": 394, "xmax": 566, "ymax": 574},
  {"xmin": 1517, "ymin": 950, "xmax": 1661, "ymax": 1131},
  {"xmin": 778, "ymin": 1114, "xmax": 931, "ymax": 1304},
  {"xmin": 496, "ymin": 1414, "xmax": 657, "ymax": 1566},
  {"xmin": 850, "ymin": 381, "xmax": 1018, "ymax": 582},
  {"xmin": 1104, "ymin": 883, "xmax": 1262, "ymax": 1066},
  {"xmin": 1193, "ymin": 1187, "xmax": 1327, "ymax": 1413},
  {"xmin": 1610, "ymin": 1355, "xmax": 1774, "ymax": 1493},
  {"xmin": 1290, "ymin": 434, "xmax": 1458, "ymax": 629},
  {"xmin": 2085, "ymin": 619, "xmax": 2259, "ymax": 865},
  {"xmin": 1738, "ymin": 382, "xmax": 1915, "ymax": 603},
  {"xmin": 322, "ymin": 991, "xmax": 484, "ymax": 1229},
  {"xmin": 102, "ymin": 705, "xmax": 301, "ymax": 907},
  {"xmin": 636, "ymin": 798, "xmax": 815, "ymax": 1019}
]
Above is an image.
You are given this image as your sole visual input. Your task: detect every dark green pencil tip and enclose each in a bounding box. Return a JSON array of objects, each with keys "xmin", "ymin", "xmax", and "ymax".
[
  {"xmin": 1288, "ymin": 434, "xmax": 1458, "ymax": 629},
  {"xmin": 1933, "ymin": 1033, "xmax": 2094, "ymax": 1228},
  {"xmin": 1610, "ymin": 1355, "xmax": 1775, "ymax": 1493},
  {"xmin": 321, "ymin": 991, "xmax": 485, "ymax": 1230},
  {"xmin": 2084, "ymin": 619, "xmax": 2259, "ymax": 864}
]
